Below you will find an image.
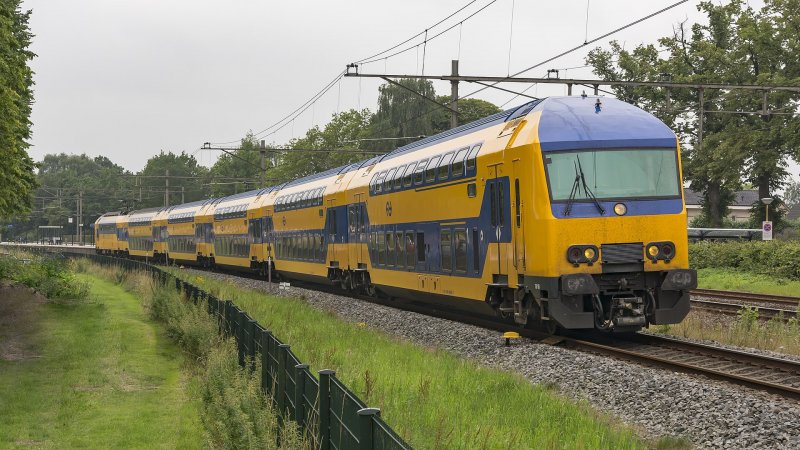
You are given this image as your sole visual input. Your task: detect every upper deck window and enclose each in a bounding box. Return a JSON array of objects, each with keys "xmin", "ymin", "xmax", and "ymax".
[{"xmin": 544, "ymin": 148, "xmax": 680, "ymax": 201}]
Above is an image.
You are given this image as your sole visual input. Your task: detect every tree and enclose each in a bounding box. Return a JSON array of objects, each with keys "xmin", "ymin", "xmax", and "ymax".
[
  {"xmin": 368, "ymin": 78, "xmax": 438, "ymax": 149},
  {"xmin": 207, "ymin": 134, "xmax": 264, "ymax": 197},
  {"xmin": 784, "ymin": 180, "xmax": 800, "ymax": 208},
  {"xmin": 430, "ymin": 97, "xmax": 501, "ymax": 134},
  {"xmin": 586, "ymin": 0, "xmax": 800, "ymax": 227},
  {"xmin": 272, "ymin": 109, "xmax": 373, "ymax": 183},
  {"xmin": 0, "ymin": 1, "xmax": 37, "ymax": 217},
  {"xmin": 138, "ymin": 151, "xmax": 209, "ymax": 208}
]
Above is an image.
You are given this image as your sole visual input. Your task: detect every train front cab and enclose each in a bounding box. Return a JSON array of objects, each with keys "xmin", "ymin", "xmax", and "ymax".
[
  {"xmin": 511, "ymin": 97, "xmax": 697, "ymax": 332},
  {"xmin": 94, "ymin": 214, "xmax": 120, "ymax": 255}
]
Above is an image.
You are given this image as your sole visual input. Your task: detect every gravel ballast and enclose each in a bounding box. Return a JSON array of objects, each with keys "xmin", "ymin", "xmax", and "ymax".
[{"xmin": 186, "ymin": 269, "xmax": 800, "ymax": 449}]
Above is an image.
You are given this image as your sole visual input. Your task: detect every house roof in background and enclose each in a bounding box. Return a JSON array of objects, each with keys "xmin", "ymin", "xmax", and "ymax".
[{"xmin": 684, "ymin": 189, "xmax": 760, "ymax": 207}]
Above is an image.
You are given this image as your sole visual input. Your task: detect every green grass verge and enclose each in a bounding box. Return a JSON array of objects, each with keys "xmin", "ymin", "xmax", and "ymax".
[
  {"xmin": 0, "ymin": 274, "xmax": 204, "ymax": 449},
  {"xmin": 697, "ymin": 267, "xmax": 800, "ymax": 297},
  {"xmin": 181, "ymin": 272, "xmax": 655, "ymax": 450}
]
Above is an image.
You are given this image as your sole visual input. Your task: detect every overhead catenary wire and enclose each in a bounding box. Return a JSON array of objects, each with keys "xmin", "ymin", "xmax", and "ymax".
[
  {"xmin": 352, "ymin": 0, "xmax": 480, "ymax": 64},
  {"xmin": 358, "ymin": 0, "xmax": 500, "ymax": 66},
  {"xmin": 458, "ymin": 0, "xmax": 689, "ymax": 101},
  {"xmin": 365, "ymin": 1, "xmax": 689, "ymax": 139}
]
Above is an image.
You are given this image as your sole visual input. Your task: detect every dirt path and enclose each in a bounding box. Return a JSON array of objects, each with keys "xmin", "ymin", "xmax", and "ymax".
[{"xmin": 0, "ymin": 284, "xmax": 46, "ymax": 361}]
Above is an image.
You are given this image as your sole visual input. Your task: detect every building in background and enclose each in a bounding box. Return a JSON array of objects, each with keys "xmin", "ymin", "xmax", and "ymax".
[{"xmin": 684, "ymin": 189, "xmax": 759, "ymax": 223}]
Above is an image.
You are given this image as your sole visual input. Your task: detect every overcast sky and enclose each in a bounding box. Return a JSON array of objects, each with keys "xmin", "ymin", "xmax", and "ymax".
[{"xmin": 23, "ymin": 0, "xmax": 790, "ymax": 178}]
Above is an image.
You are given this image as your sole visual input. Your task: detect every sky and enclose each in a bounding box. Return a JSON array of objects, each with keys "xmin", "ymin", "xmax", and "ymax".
[{"xmin": 22, "ymin": 0, "xmax": 794, "ymax": 180}]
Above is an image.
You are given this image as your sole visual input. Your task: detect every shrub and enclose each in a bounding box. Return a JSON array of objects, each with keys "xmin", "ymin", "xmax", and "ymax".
[
  {"xmin": 689, "ymin": 240, "xmax": 800, "ymax": 279},
  {"xmin": 0, "ymin": 252, "xmax": 88, "ymax": 300}
]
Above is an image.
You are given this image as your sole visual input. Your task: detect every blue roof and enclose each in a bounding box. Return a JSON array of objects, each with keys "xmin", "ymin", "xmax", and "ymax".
[{"xmin": 535, "ymin": 96, "xmax": 676, "ymax": 151}]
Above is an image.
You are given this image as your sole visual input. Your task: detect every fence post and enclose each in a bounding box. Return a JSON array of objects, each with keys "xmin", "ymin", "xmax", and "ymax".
[
  {"xmin": 261, "ymin": 329, "xmax": 273, "ymax": 395},
  {"xmin": 293, "ymin": 364, "xmax": 309, "ymax": 427},
  {"xmin": 248, "ymin": 318, "xmax": 257, "ymax": 370},
  {"xmin": 318, "ymin": 369, "xmax": 335, "ymax": 450},
  {"xmin": 356, "ymin": 407, "xmax": 380, "ymax": 450},
  {"xmin": 236, "ymin": 309, "xmax": 245, "ymax": 367},
  {"xmin": 277, "ymin": 343, "xmax": 290, "ymax": 416},
  {"xmin": 224, "ymin": 300, "xmax": 233, "ymax": 337}
]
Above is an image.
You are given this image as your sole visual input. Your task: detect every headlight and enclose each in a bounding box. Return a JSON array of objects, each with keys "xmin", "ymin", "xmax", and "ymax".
[
  {"xmin": 646, "ymin": 241, "xmax": 675, "ymax": 262},
  {"xmin": 567, "ymin": 245, "xmax": 599, "ymax": 265},
  {"xmin": 614, "ymin": 203, "xmax": 627, "ymax": 216}
]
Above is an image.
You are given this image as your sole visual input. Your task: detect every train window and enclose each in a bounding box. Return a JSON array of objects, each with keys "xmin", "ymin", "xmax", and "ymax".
[
  {"xmin": 405, "ymin": 231, "xmax": 415, "ymax": 268},
  {"xmin": 319, "ymin": 234, "xmax": 325, "ymax": 261},
  {"xmin": 386, "ymin": 232, "xmax": 395, "ymax": 266},
  {"xmin": 490, "ymin": 184, "xmax": 497, "ymax": 226},
  {"xmin": 425, "ymin": 156, "xmax": 441, "ymax": 183},
  {"xmin": 383, "ymin": 168, "xmax": 397, "ymax": 192},
  {"xmin": 451, "ymin": 147, "xmax": 469, "ymax": 178},
  {"xmin": 466, "ymin": 144, "xmax": 482, "ymax": 172},
  {"xmin": 498, "ymin": 181, "xmax": 505, "ymax": 226},
  {"xmin": 455, "ymin": 229, "xmax": 467, "ymax": 272},
  {"xmin": 369, "ymin": 232, "xmax": 376, "ymax": 262},
  {"xmin": 369, "ymin": 173, "xmax": 378, "ymax": 194},
  {"xmin": 441, "ymin": 229, "xmax": 452, "ymax": 271},
  {"xmin": 375, "ymin": 171, "xmax": 386, "ymax": 194},
  {"xmin": 414, "ymin": 159, "xmax": 428, "ymax": 185},
  {"xmin": 403, "ymin": 162, "xmax": 416, "ymax": 187},
  {"xmin": 515, "ymin": 179, "xmax": 521, "ymax": 228},
  {"xmin": 438, "ymin": 152, "xmax": 454, "ymax": 180},
  {"xmin": 416, "ymin": 232, "xmax": 425, "ymax": 262},
  {"xmin": 377, "ymin": 232, "xmax": 386, "ymax": 265},
  {"xmin": 467, "ymin": 183, "xmax": 477, "ymax": 198},
  {"xmin": 393, "ymin": 165, "xmax": 405, "ymax": 190},
  {"xmin": 395, "ymin": 231, "xmax": 403, "ymax": 267}
]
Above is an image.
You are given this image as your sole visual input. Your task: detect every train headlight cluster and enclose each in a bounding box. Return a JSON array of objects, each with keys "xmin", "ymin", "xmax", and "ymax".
[
  {"xmin": 646, "ymin": 241, "xmax": 675, "ymax": 262},
  {"xmin": 567, "ymin": 245, "xmax": 599, "ymax": 266}
]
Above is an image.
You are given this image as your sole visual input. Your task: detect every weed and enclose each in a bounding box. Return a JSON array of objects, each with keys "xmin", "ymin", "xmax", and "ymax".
[{"xmin": 737, "ymin": 305, "xmax": 759, "ymax": 332}]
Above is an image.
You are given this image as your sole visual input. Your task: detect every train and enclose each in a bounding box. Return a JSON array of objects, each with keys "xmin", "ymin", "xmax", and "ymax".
[{"xmin": 95, "ymin": 96, "xmax": 697, "ymax": 333}]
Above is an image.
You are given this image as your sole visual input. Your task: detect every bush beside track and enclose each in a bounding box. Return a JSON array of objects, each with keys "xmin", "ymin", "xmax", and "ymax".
[{"xmin": 690, "ymin": 240, "xmax": 800, "ymax": 279}]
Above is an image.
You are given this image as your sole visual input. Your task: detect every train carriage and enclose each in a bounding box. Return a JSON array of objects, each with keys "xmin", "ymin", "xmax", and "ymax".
[
  {"xmin": 127, "ymin": 208, "xmax": 161, "ymax": 259},
  {"xmin": 99, "ymin": 95, "xmax": 695, "ymax": 332},
  {"xmin": 165, "ymin": 201, "xmax": 205, "ymax": 265},
  {"xmin": 94, "ymin": 212, "xmax": 124, "ymax": 255}
]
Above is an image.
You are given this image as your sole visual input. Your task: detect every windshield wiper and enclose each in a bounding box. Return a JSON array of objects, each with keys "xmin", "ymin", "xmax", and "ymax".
[
  {"xmin": 576, "ymin": 156, "xmax": 605, "ymax": 215},
  {"xmin": 563, "ymin": 161, "xmax": 581, "ymax": 216}
]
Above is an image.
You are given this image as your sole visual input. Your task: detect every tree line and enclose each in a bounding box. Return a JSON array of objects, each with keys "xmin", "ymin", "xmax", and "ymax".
[
  {"xmin": 3, "ymin": 0, "xmax": 800, "ymax": 238},
  {"xmin": 1, "ymin": 80, "xmax": 500, "ymax": 240}
]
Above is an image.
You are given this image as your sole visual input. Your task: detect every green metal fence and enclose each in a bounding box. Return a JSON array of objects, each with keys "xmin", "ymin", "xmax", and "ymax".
[{"xmin": 68, "ymin": 253, "xmax": 413, "ymax": 450}]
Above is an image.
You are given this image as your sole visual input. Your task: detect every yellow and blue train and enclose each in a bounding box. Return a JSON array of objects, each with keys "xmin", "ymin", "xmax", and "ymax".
[{"xmin": 96, "ymin": 96, "xmax": 697, "ymax": 332}]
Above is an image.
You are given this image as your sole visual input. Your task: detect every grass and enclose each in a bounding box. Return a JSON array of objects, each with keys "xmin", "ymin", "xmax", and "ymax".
[
  {"xmin": 81, "ymin": 262, "xmax": 307, "ymax": 450},
  {"xmin": 0, "ymin": 273, "xmax": 204, "ymax": 449},
  {"xmin": 175, "ymin": 271, "xmax": 670, "ymax": 450},
  {"xmin": 697, "ymin": 267, "xmax": 800, "ymax": 297},
  {"xmin": 652, "ymin": 309, "xmax": 800, "ymax": 356}
]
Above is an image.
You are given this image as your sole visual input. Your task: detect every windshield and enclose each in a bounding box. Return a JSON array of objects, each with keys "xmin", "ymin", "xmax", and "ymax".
[{"xmin": 544, "ymin": 148, "xmax": 680, "ymax": 201}]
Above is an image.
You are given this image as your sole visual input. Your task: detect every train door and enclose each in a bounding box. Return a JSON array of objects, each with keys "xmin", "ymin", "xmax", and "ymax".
[
  {"xmin": 347, "ymin": 195, "xmax": 366, "ymax": 269},
  {"xmin": 512, "ymin": 159, "xmax": 526, "ymax": 271},
  {"xmin": 486, "ymin": 164, "xmax": 509, "ymax": 284}
]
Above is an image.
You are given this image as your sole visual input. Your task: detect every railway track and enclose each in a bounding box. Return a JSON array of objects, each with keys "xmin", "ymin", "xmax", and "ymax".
[
  {"xmin": 14, "ymin": 245, "xmax": 800, "ymax": 400},
  {"xmin": 690, "ymin": 288, "xmax": 799, "ymax": 322},
  {"xmin": 691, "ymin": 288, "xmax": 800, "ymax": 307}
]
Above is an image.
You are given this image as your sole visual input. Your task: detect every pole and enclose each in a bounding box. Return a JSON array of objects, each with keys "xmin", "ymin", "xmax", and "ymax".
[
  {"xmin": 698, "ymin": 88, "xmax": 704, "ymax": 150},
  {"xmin": 181, "ymin": 186, "xmax": 185, "ymax": 204},
  {"xmin": 765, "ymin": 204, "xmax": 769, "ymax": 222},
  {"xmin": 165, "ymin": 169, "xmax": 170, "ymax": 207},
  {"xmin": 260, "ymin": 140, "xmax": 267, "ymax": 187},
  {"xmin": 78, "ymin": 191, "xmax": 83, "ymax": 245},
  {"xmin": 450, "ymin": 60, "xmax": 459, "ymax": 129}
]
